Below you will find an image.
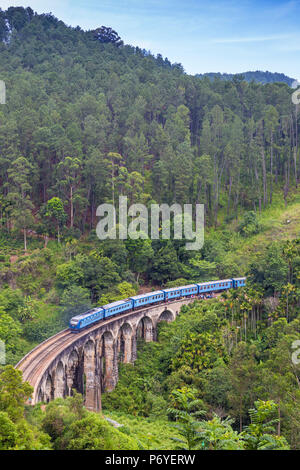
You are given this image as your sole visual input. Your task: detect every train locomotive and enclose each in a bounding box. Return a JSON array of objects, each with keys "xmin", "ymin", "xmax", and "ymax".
[{"xmin": 69, "ymin": 277, "xmax": 246, "ymax": 332}]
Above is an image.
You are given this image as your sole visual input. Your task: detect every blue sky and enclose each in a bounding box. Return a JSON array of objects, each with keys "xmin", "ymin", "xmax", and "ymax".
[{"xmin": 2, "ymin": 1, "xmax": 300, "ymax": 78}]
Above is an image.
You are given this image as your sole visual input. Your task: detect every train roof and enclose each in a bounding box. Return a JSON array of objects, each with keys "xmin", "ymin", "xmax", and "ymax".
[
  {"xmin": 103, "ymin": 299, "xmax": 131, "ymax": 310},
  {"xmin": 71, "ymin": 307, "xmax": 104, "ymax": 321},
  {"xmin": 162, "ymin": 284, "xmax": 197, "ymax": 293},
  {"xmin": 232, "ymin": 277, "xmax": 246, "ymax": 281},
  {"xmin": 130, "ymin": 290, "xmax": 164, "ymax": 300}
]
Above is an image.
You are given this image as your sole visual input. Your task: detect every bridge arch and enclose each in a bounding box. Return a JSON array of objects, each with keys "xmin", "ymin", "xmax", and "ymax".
[
  {"xmin": 37, "ymin": 387, "xmax": 44, "ymax": 403},
  {"xmin": 157, "ymin": 309, "xmax": 175, "ymax": 324},
  {"xmin": 66, "ymin": 349, "xmax": 80, "ymax": 397},
  {"xmin": 136, "ymin": 315, "xmax": 154, "ymax": 342},
  {"xmin": 44, "ymin": 374, "xmax": 54, "ymax": 403}
]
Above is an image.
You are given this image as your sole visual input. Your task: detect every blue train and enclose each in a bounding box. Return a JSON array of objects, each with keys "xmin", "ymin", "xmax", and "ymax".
[{"xmin": 69, "ymin": 277, "xmax": 246, "ymax": 332}]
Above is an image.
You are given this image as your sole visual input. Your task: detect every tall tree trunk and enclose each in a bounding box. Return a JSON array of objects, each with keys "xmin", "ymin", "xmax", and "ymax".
[
  {"xmin": 70, "ymin": 185, "xmax": 73, "ymax": 228},
  {"xmin": 291, "ymin": 117, "xmax": 297, "ymax": 187},
  {"xmin": 261, "ymin": 147, "xmax": 267, "ymax": 208},
  {"xmin": 227, "ymin": 174, "xmax": 232, "ymax": 216},
  {"xmin": 270, "ymin": 132, "xmax": 273, "ymax": 204},
  {"xmin": 277, "ymin": 402, "xmax": 281, "ymax": 436},
  {"xmin": 254, "ymin": 159, "xmax": 262, "ymax": 213},
  {"xmin": 24, "ymin": 228, "xmax": 27, "ymax": 252}
]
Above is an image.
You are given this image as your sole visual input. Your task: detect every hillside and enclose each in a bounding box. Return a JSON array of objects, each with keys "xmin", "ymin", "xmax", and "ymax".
[{"xmin": 196, "ymin": 71, "xmax": 295, "ymax": 86}]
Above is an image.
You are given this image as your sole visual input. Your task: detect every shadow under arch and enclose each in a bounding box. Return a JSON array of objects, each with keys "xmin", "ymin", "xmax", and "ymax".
[
  {"xmin": 136, "ymin": 315, "xmax": 154, "ymax": 342},
  {"xmin": 44, "ymin": 374, "xmax": 54, "ymax": 403},
  {"xmin": 66, "ymin": 349, "xmax": 80, "ymax": 396}
]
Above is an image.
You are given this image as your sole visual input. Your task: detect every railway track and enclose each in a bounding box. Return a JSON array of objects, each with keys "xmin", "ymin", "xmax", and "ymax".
[{"xmin": 16, "ymin": 329, "xmax": 70, "ymax": 381}]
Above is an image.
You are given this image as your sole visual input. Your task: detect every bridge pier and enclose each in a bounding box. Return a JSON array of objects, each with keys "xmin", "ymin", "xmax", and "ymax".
[
  {"xmin": 102, "ymin": 333, "xmax": 118, "ymax": 392},
  {"xmin": 84, "ymin": 340, "xmax": 101, "ymax": 412}
]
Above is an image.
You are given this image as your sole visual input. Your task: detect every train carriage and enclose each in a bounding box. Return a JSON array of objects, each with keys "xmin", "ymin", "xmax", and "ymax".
[
  {"xmin": 232, "ymin": 277, "xmax": 246, "ymax": 288},
  {"xmin": 179, "ymin": 284, "xmax": 198, "ymax": 297},
  {"xmin": 197, "ymin": 279, "xmax": 233, "ymax": 294},
  {"xmin": 103, "ymin": 299, "xmax": 133, "ymax": 319},
  {"xmin": 130, "ymin": 291, "xmax": 164, "ymax": 309},
  {"xmin": 162, "ymin": 287, "xmax": 182, "ymax": 301}
]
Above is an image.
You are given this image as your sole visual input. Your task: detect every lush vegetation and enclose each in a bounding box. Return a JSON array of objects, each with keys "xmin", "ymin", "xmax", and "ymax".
[{"xmin": 0, "ymin": 6, "xmax": 299, "ymax": 450}]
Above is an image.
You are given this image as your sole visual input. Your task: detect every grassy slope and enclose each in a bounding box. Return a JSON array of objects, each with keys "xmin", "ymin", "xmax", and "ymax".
[{"xmin": 217, "ymin": 189, "xmax": 300, "ymax": 273}]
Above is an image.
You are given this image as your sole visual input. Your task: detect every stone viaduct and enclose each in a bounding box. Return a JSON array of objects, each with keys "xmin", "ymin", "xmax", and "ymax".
[{"xmin": 17, "ymin": 298, "xmax": 195, "ymax": 412}]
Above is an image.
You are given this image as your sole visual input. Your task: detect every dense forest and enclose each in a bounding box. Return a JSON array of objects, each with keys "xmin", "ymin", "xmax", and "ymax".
[
  {"xmin": 196, "ymin": 71, "xmax": 295, "ymax": 86},
  {"xmin": 0, "ymin": 6, "xmax": 299, "ymax": 451},
  {"xmin": 0, "ymin": 7, "xmax": 299, "ymax": 237}
]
